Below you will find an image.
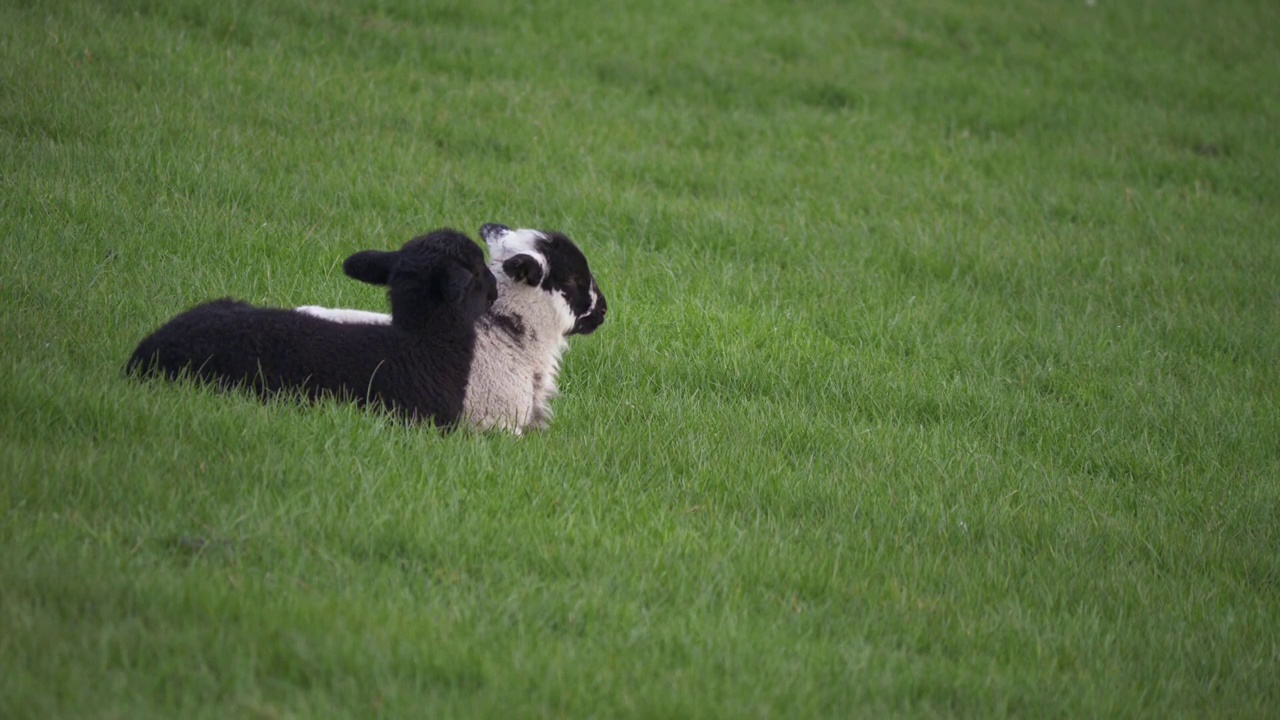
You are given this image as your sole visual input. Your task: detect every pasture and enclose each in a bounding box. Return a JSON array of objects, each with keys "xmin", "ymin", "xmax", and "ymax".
[{"xmin": 2, "ymin": 0, "xmax": 1278, "ymax": 716}]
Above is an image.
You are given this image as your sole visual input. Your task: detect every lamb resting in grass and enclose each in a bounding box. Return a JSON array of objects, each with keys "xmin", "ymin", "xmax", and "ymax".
[
  {"xmin": 126, "ymin": 229, "xmax": 498, "ymax": 427},
  {"xmin": 297, "ymin": 223, "xmax": 606, "ymax": 434}
]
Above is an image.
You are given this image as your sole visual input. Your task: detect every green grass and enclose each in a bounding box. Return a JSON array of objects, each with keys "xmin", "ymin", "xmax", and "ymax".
[{"xmin": 3, "ymin": 0, "xmax": 1279, "ymax": 716}]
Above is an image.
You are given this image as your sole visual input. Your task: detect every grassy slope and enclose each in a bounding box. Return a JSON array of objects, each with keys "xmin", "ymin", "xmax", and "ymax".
[{"xmin": 2, "ymin": 0, "xmax": 1278, "ymax": 716}]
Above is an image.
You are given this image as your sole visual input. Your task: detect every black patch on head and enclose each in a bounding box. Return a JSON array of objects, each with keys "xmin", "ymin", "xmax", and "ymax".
[
  {"xmin": 573, "ymin": 279, "xmax": 606, "ymax": 335},
  {"xmin": 534, "ymin": 232, "xmax": 607, "ymax": 336},
  {"xmin": 502, "ymin": 254, "xmax": 544, "ymax": 286}
]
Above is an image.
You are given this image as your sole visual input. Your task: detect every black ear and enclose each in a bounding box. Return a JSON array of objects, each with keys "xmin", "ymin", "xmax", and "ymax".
[
  {"xmin": 438, "ymin": 263, "xmax": 476, "ymax": 304},
  {"xmin": 342, "ymin": 250, "xmax": 397, "ymax": 285},
  {"xmin": 502, "ymin": 254, "xmax": 544, "ymax": 286}
]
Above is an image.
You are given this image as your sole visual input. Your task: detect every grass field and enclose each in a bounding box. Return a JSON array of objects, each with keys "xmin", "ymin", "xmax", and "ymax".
[{"xmin": 3, "ymin": 0, "xmax": 1279, "ymax": 716}]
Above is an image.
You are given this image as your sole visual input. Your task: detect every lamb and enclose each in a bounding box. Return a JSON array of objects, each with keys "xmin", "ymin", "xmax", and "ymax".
[
  {"xmin": 297, "ymin": 223, "xmax": 606, "ymax": 434},
  {"xmin": 125, "ymin": 228, "xmax": 498, "ymax": 427}
]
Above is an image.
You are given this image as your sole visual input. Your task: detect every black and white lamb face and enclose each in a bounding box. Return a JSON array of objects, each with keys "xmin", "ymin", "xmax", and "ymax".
[{"xmin": 479, "ymin": 223, "xmax": 606, "ymax": 337}]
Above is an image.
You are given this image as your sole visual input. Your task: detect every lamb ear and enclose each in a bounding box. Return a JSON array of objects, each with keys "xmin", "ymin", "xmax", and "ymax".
[
  {"xmin": 439, "ymin": 263, "xmax": 476, "ymax": 304},
  {"xmin": 342, "ymin": 250, "xmax": 397, "ymax": 286},
  {"xmin": 502, "ymin": 254, "xmax": 544, "ymax": 286}
]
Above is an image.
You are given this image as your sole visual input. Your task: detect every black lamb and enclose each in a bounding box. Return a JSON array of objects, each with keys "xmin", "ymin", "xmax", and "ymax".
[{"xmin": 125, "ymin": 228, "xmax": 498, "ymax": 427}]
